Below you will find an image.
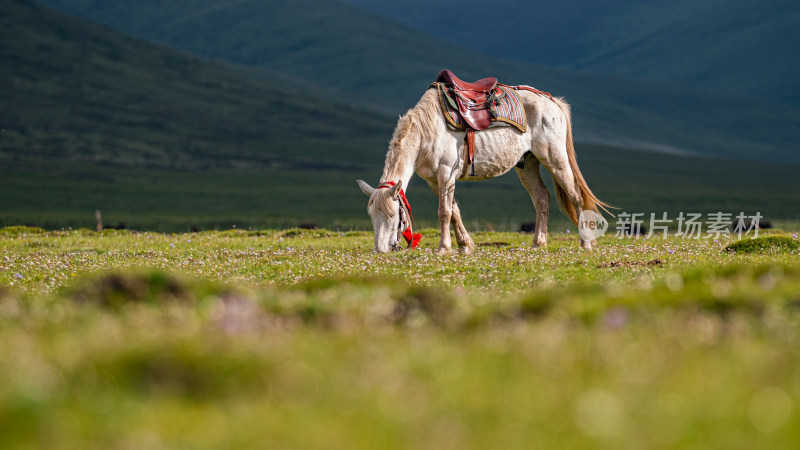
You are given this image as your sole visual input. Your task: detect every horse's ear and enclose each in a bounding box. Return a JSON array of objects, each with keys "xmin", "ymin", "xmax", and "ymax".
[
  {"xmin": 357, "ymin": 180, "xmax": 375, "ymax": 196},
  {"xmin": 388, "ymin": 181, "xmax": 403, "ymax": 197}
]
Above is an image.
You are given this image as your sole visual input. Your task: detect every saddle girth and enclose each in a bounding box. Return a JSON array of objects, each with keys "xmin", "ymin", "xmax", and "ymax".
[{"xmin": 466, "ymin": 129, "xmax": 475, "ymax": 176}]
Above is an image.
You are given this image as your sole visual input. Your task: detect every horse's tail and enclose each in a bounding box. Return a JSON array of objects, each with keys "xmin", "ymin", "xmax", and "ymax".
[{"xmin": 551, "ymin": 97, "xmax": 613, "ymax": 225}]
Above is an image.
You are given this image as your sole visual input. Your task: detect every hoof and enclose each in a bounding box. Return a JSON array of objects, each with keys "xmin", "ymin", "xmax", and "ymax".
[
  {"xmin": 458, "ymin": 245, "xmax": 473, "ymax": 256},
  {"xmin": 532, "ymin": 239, "xmax": 547, "ymax": 248},
  {"xmin": 435, "ymin": 247, "xmax": 451, "ymax": 255},
  {"xmin": 580, "ymin": 240, "xmax": 593, "ymax": 250}
]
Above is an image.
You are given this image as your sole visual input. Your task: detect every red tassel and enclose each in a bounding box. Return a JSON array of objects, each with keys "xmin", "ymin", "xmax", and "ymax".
[
  {"xmin": 402, "ymin": 228, "xmax": 422, "ymax": 249},
  {"xmin": 379, "ymin": 181, "xmax": 421, "ymax": 249}
]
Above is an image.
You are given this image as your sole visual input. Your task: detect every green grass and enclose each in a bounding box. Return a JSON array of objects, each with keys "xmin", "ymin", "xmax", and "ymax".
[
  {"xmin": 726, "ymin": 235, "xmax": 800, "ymax": 254},
  {"xmin": 2, "ymin": 227, "xmax": 800, "ymax": 448}
]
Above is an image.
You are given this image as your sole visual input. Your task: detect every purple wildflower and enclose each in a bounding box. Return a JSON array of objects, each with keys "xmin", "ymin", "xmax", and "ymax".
[{"xmin": 15, "ymin": 273, "xmax": 23, "ymax": 279}]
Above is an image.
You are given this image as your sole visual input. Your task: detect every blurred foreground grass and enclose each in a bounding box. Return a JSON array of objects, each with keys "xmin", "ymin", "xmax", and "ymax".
[{"xmin": 2, "ymin": 227, "xmax": 800, "ymax": 448}]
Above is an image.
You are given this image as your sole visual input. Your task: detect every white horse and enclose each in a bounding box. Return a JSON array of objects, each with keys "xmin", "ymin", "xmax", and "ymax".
[{"xmin": 357, "ymin": 85, "xmax": 609, "ymax": 253}]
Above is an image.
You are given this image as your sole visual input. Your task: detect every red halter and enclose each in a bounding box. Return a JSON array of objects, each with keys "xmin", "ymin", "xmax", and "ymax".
[{"xmin": 377, "ymin": 181, "xmax": 422, "ymax": 249}]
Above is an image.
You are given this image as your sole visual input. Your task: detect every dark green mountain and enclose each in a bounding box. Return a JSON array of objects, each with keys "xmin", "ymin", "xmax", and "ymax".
[
  {"xmin": 339, "ymin": 0, "xmax": 800, "ymax": 107},
  {"xmin": 0, "ymin": 0, "xmax": 391, "ymax": 170},
  {"xmin": 36, "ymin": 0, "xmax": 800, "ymax": 163}
]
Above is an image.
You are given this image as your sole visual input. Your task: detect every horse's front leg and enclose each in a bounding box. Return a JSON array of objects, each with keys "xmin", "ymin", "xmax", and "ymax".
[
  {"xmin": 435, "ymin": 174, "xmax": 455, "ymax": 255},
  {"xmin": 427, "ymin": 181, "xmax": 474, "ymax": 255},
  {"xmin": 450, "ymin": 199, "xmax": 475, "ymax": 254}
]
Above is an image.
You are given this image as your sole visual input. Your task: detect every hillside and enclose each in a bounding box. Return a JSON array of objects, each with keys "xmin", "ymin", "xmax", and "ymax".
[
  {"xmin": 36, "ymin": 0, "xmax": 800, "ymax": 163},
  {"xmin": 339, "ymin": 0, "xmax": 800, "ymax": 107},
  {"xmin": 0, "ymin": 0, "xmax": 392, "ymax": 170},
  {"xmin": 4, "ymin": 144, "xmax": 799, "ymax": 231}
]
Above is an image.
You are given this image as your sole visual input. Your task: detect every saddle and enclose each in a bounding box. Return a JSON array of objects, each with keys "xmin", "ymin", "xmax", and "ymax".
[
  {"xmin": 435, "ymin": 69, "xmax": 499, "ymax": 131},
  {"xmin": 433, "ymin": 69, "xmax": 554, "ymax": 176},
  {"xmin": 434, "ymin": 69, "xmax": 503, "ymax": 175}
]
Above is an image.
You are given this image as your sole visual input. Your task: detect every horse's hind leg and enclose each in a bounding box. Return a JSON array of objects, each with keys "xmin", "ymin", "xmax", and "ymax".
[
  {"xmin": 546, "ymin": 159, "xmax": 592, "ymax": 250},
  {"xmin": 515, "ymin": 159, "xmax": 549, "ymax": 247},
  {"xmin": 426, "ymin": 180, "xmax": 474, "ymax": 254}
]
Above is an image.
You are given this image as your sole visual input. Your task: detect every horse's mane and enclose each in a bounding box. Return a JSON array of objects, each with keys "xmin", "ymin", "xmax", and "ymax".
[{"xmin": 380, "ymin": 89, "xmax": 439, "ymax": 183}]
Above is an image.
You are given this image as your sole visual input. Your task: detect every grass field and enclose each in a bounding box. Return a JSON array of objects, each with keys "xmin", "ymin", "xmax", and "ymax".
[
  {"xmin": 7, "ymin": 3, "xmax": 797, "ymax": 446},
  {"xmin": 2, "ymin": 226, "xmax": 800, "ymax": 448}
]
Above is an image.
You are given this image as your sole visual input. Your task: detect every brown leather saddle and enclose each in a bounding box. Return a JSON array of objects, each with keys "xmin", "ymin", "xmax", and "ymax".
[
  {"xmin": 435, "ymin": 69, "xmax": 504, "ymax": 175},
  {"xmin": 435, "ymin": 69, "xmax": 499, "ymax": 131}
]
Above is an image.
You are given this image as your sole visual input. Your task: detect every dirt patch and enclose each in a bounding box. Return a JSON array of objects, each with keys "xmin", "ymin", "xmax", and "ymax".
[
  {"xmin": 70, "ymin": 271, "xmax": 194, "ymax": 308},
  {"xmin": 477, "ymin": 242, "xmax": 511, "ymax": 247},
  {"xmin": 598, "ymin": 259, "xmax": 664, "ymax": 269}
]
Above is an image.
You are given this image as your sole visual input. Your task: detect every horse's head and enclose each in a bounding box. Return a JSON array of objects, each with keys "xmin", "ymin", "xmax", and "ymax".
[{"xmin": 357, "ymin": 179, "xmax": 404, "ymax": 253}]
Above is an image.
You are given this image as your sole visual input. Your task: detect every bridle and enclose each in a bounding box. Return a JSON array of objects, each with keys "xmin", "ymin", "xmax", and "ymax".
[
  {"xmin": 390, "ymin": 197, "xmax": 410, "ymax": 251},
  {"xmin": 376, "ymin": 181, "xmax": 421, "ymax": 250}
]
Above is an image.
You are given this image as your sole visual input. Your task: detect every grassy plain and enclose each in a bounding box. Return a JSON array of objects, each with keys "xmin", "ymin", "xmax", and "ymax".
[{"xmin": 2, "ymin": 226, "xmax": 800, "ymax": 448}]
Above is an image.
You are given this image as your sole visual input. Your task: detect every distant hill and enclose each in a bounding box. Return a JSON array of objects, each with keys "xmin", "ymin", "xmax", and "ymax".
[
  {"xmin": 0, "ymin": 0, "xmax": 391, "ymax": 170},
  {"xmin": 338, "ymin": 0, "xmax": 800, "ymax": 107},
  {"xmin": 36, "ymin": 0, "xmax": 800, "ymax": 163}
]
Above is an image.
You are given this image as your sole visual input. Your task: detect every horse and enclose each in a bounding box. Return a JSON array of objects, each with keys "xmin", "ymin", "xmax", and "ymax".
[{"xmin": 357, "ymin": 82, "xmax": 610, "ymax": 254}]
